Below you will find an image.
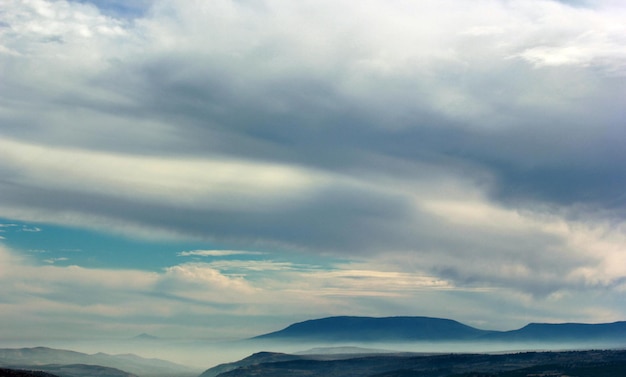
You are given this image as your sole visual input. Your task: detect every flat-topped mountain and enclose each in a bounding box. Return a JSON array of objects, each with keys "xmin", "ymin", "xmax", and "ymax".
[
  {"xmin": 251, "ymin": 316, "xmax": 626, "ymax": 344},
  {"xmin": 253, "ymin": 316, "xmax": 493, "ymax": 341}
]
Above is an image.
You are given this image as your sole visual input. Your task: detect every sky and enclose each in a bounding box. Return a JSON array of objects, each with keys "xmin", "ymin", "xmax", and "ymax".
[{"xmin": 1, "ymin": 0, "xmax": 626, "ymax": 345}]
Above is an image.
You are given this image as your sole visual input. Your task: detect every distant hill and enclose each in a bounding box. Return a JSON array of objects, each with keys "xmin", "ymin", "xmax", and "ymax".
[
  {"xmin": 130, "ymin": 333, "xmax": 160, "ymax": 341},
  {"xmin": 294, "ymin": 346, "xmax": 399, "ymax": 355},
  {"xmin": 13, "ymin": 364, "xmax": 136, "ymax": 377},
  {"xmin": 0, "ymin": 347, "xmax": 195, "ymax": 377},
  {"xmin": 251, "ymin": 316, "xmax": 626, "ymax": 344},
  {"xmin": 252, "ymin": 316, "xmax": 493, "ymax": 342},
  {"xmin": 484, "ymin": 321, "xmax": 626, "ymax": 342}
]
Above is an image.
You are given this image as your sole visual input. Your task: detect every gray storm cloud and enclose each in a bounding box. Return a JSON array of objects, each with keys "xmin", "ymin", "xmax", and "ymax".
[{"xmin": 1, "ymin": 0, "xmax": 625, "ymax": 300}]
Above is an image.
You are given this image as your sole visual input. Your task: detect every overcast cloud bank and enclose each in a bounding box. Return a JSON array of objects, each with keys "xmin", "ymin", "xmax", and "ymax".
[{"xmin": 1, "ymin": 0, "xmax": 625, "ymax": 339}]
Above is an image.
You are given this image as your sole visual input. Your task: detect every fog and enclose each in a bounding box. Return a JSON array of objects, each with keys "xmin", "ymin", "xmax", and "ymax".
[{"xmin": 2, "ymin": 337, "xmax": 625, "ymax": 373}]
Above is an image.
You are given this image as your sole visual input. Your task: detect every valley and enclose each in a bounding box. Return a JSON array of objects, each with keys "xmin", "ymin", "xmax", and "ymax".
[{"xmin": 2, "ymin": 316, "xmax": 626, "ymax": 377}]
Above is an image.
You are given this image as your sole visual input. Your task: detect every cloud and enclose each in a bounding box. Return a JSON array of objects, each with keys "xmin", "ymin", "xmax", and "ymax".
[
  {"xmin": 160, "ymin": 263, "xmax": 256, "ymax": 295},
  {"xmin": 0, "ymin": 245, "xmax": 260, "ymax": 338},
  {"xmin": 514, "ymin": 29, "xmax": 626, "ymax": 72},
  {"xmin": 178, "ymin": 250, "xmax": 265, "ymax": 257},
  {"xmin": 1, "ymin": 227, "xmax": 626, "ymax": 341},
  {"xmin": 0, "ymin": 0, "xmax": 625, "ymax": 330},
  {"xmin": 20, "ymin": 226, "xmax": 42, "ymax": 232},
  {"xmin": 0, "ymin": 246, "xmax": 465, "ymax": 338},
  {"xmin": 0, "ymin": 138, "xmax": 326, "ymax": 209},
  {"xmin": 43, "ymin": 257, "xmax": 69, "ymax": 264}
]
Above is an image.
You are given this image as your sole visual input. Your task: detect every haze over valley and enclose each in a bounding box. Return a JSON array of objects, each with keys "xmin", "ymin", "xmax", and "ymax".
[
  {"xmin": 2, "ymin": 315, "xmax": 626, "ymax": 376},
  {"xmin": 1, "ymin": 0, "xmax": 626, "ymax": 375}
]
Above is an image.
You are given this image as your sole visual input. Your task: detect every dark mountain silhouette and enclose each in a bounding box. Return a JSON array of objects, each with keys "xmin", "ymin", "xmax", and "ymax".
[
  {"xmin": 0, "ymin": 368, "xmax": 59, "ymax": 377},
  {"xmin": 253, "ymin": 316, "xmax": 493, "ymax": 341},
  {"xmin": 200, "ymin": 349, "xmax": 435, "ymax": 377},
  {"xmin": 251, "ymin": 316, "xmax": 626, "ymax": 344},
  {"xmin": 200, "ymin": 349, "xmax": 626, "ymax": 377}
]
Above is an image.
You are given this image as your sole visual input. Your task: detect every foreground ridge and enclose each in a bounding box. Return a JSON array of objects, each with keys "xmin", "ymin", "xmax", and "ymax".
[{"xmin": 201, "ymin": 349, "xmax": 626, "ymax": 377}]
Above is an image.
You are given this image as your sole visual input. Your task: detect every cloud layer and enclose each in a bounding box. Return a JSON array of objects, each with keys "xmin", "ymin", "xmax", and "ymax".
[{"xmin": 1, "ymin": 0, "xmax": 626, "ymax": 336}]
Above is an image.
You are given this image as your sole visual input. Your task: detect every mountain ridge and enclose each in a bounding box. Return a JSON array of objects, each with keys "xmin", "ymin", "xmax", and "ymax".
[
  {"xmin": 200, "ymin": 349, "xmax": 626, "ymax": 377},
  {"xmin": 483, "ymin": 320, "xmax": 626, "ymax": 341},
  {"xmin": 252, "ymin": 315, "xmax": 626, "ymax": 343}
]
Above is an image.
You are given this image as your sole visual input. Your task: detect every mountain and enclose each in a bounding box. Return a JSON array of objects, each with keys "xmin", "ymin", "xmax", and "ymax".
[
  {"xmin": 251, "ymin": 316, "xmax": 626, "ymax": 344},
  {"xmin": 485, "ymin": 321, "xmax": 626, "ymax": 342},
  {"xmin": 0, "ymin": 347, "xmax": 195, "ymax": 377},
  {"xmin": 252, "ymin": 316, "xmax": 493, "ymax": 342},
  {"xmin": 200, "ymin": 349, "xmax": 626, "ymax": 377},
  {"xmin": 201, "ymin": 348, "xmax": 433, "ymax": 377},
  {"xmin": 130, "ymin": 333, "xmax": 160, "ymax": 341}
]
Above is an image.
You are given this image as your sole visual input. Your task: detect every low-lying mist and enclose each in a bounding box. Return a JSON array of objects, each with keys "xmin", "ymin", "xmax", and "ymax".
[{"xmin": 2, "ymin": 337, "xmax": 625, "ymax": 372}]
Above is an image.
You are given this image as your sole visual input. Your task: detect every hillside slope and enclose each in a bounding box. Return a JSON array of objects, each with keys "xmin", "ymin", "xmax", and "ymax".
[{"xmin": 202, "ymin": 350, "xmax": 626, "ymax": 377}]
